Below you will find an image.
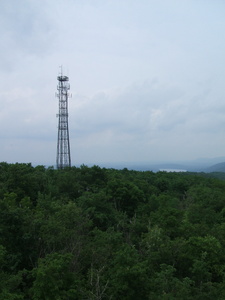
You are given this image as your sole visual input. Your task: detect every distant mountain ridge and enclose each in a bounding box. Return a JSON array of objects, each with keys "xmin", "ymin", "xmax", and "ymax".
[
  {"xmin": 204, "ymin": 162, "xmax": 225, "ymax": 173},
  {"xmin": 95, "ymin": 157, "xmax": 225, "ymax": 173}
]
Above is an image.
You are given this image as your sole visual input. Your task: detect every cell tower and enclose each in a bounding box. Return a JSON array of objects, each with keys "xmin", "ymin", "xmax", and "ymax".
[{"xmin": 56, "ymin": 69, "xmax": 71, "ymax": 169}]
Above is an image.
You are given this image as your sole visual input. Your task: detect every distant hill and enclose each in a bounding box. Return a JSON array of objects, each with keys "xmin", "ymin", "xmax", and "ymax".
[
  {"xmin": 204, "ymin": 162, "xmax": 225, "ymax": 173},
  {"xmin": 87, "ymin": 157, "xmax": 225, "ymax": 173},
  {"xmin": 96, "ymin": 162, "xmax": 189, "ymax": 172}
]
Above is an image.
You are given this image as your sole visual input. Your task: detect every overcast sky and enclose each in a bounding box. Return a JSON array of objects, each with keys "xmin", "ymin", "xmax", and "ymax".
[{"xmin": 1, "ymin": 0, "xmax": 225, "ymax": 166}]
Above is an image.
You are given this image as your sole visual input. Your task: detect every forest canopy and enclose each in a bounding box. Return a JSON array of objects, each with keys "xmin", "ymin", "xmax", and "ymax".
[{"xmin": 1, "ymin": 162, "xmax": 225, "ymax": 299}]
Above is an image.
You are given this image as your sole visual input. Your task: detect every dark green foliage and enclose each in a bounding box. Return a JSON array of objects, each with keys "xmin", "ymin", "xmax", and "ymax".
[
  {"xmin": 1, "ymin": 162, "xmax": 225, "ymax": 299},
  {"xmin": 31, "ymin": 253, "xmax": 78, "ymax": 300}
]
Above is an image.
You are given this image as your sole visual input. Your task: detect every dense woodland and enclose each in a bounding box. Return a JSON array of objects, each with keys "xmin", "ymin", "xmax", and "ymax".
[{"xmin": 1, "ymin": 162, "xmax": 225, "ymax": 299}]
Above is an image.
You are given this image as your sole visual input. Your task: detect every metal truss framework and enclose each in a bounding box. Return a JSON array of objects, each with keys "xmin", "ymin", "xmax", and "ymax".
[{"xmin": 56, "ymin": 74, "xmax": 71, "ymax": 169}]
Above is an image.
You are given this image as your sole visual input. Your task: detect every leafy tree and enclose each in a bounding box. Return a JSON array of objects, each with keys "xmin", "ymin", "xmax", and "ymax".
[
  {"xmin": 107, "ymin": 244, "xmax": 149, "ymax": 300},
  {"xmin": 31, "ymin": 253, "xmax": 79, "ymax": 300}
]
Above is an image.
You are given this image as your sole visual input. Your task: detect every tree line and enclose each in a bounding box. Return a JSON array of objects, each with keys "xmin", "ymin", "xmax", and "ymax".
[{"xmin": 0, "ymin": 162, "xmax": 225, "ymax": 299}]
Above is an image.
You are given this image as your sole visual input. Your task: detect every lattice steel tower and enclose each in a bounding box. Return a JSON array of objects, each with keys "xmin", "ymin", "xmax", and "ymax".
[{"xmin": 56, "ymin": 71, "xmax": 71, "ymax": 169}]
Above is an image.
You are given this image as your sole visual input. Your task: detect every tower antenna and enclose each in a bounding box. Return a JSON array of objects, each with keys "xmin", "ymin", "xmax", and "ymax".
[{"xmin": 56, "ymin": 69, "xmax": 71, "ymax": 169}]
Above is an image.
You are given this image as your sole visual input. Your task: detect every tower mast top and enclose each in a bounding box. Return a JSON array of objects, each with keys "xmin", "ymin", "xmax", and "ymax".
[{"xmin": 57, "ymin": 66, "xmax": 69, "ymax": 82}]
